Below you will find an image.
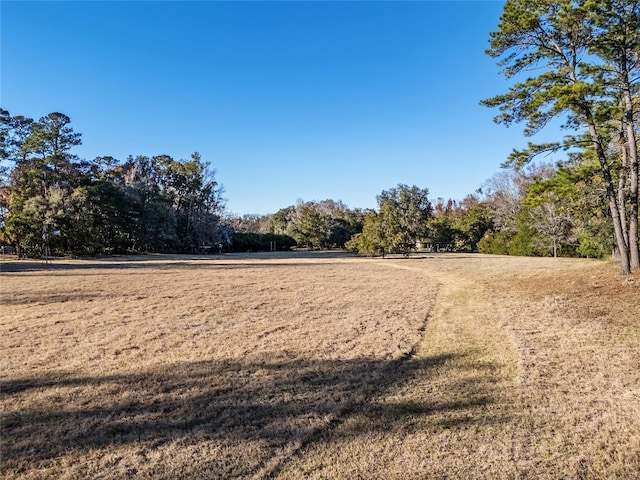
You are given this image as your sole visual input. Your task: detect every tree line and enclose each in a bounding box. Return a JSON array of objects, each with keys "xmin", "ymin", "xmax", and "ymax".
[
  {"xmin": 0, "ymin": 111, "xmax": 225, "ymax": 256},
  {"xmin": 0, "ymin": 108, "xmax": 636, "ymax": 267},
  {"xmin": 1, "ymin": 1, "xmax": 638, "ymax": 273}
]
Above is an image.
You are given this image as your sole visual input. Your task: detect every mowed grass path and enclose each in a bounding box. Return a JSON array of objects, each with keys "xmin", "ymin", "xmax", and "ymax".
[{"xmin": 1, "ymin": 252, "xmax": 639, "ymax": 479}]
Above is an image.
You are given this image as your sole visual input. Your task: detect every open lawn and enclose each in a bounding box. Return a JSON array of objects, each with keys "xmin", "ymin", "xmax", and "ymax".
[{"xmin": 1, "ymin": 252, "xmax": 639, "ymax": 479}]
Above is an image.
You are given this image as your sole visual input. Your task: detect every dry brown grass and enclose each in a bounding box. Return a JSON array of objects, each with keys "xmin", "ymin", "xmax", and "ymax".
[{"xmin": 1, "ymin": 252, "xmax": 639, "ymax": 479}]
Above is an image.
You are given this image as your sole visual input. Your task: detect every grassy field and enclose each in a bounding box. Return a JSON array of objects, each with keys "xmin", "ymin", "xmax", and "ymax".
[{"xmin": 1, "ymin": 251, "xmax": 639, "ymax": 479}]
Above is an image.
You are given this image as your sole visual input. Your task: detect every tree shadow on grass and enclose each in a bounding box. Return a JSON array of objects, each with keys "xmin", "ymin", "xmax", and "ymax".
[
  {"xmin": 0, "ymin": 260, "xmax": 355, "ymax": 275},
  {"xmin": 1, "ymin": 352, "xmax": 510, "ymax": 478},
  {"xmin": 0, "ymin": 250, "xmax": 478, "ymax": 274},
  {"xmin": 0, "ymin": 251, "xmax": 358, "ymax": 274}
]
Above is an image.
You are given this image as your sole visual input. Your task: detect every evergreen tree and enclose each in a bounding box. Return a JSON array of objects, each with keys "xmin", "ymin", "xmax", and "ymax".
[
  {"xmin": 483, "ymin": 0, "xmax": 640, "ymax": 273},
  {"xmin": 347, "ymin": 184, "xmax": 432, "ymax": 257}
]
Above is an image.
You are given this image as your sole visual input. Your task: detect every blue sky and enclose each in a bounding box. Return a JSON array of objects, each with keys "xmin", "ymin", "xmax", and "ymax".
[{"xmin": 1, "ymin": 0, "xmax": 549, "ymax": 215}]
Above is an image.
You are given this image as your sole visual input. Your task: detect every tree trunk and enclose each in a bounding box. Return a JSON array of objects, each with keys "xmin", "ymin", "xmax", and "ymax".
[
  {"xmin": 568, "ymin": 55, "xmax": 632, "ymax": 274},
  {"xmin": 623, "ymin": 96, "xmax": 639, "ymax": 271},
  {"xmin": 588, "ymin": 123, "xmax": 631, "ymax": 275},
  {"xmin": 618, "ymin": 137, "xmax": 629, "ymax": 250}
]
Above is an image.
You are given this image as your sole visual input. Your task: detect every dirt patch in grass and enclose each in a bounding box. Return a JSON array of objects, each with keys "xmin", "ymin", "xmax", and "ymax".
[{"xmin": 1, "ymin": 252, "xmax": 639, "ymax": 479}]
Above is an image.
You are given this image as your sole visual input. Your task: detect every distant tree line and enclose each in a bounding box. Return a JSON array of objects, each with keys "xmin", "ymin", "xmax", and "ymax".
[
  {"xmin": 0, "ymin": 110, "xmax": 225, "ymax": 256},
  {"xmin": 223, "ymin": 199, "xmax": 365, "ymax": 250},
  {"xmin": 0, "ymin": 108, "xmax": 635, "ymax": 267},
  {"xmin": 344, "ymin": 166, "xmax": 636, "ymax": 260}
]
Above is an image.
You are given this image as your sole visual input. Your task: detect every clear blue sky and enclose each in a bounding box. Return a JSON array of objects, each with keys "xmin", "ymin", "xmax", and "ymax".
[{"xmin": 1, "ymin": 0, "xmax": 549, "ymax": 215}]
